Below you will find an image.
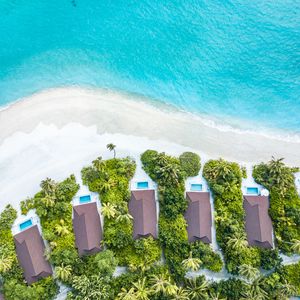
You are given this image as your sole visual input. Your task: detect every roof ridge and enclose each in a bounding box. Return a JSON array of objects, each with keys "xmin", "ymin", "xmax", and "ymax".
[{"xmin": 22, "ymin": 239, "xmax": 40, "ymax": 276}]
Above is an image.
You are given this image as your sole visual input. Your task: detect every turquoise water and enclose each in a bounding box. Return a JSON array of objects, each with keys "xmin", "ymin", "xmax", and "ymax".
[
  {"xmin": 79, "ymin": 195, "xmax": 91, "ymax": 204},
  {"xmin": 0, "ymin": 1, "xmax": 299, "ymax": 132},
  {"xmin": 19, "ymin": 219, "xmax": 33, "ymax": 231},
  {"xmin": 137, "ymin": 181, "xmax": 149, "ymax": 189},
  {"xmin": 246, "ymin": 187, "xmax": 259, "ymax": 195},
  {"xmin": 191, "ymin": 184, "xmax": 203, "ymax": 192}
]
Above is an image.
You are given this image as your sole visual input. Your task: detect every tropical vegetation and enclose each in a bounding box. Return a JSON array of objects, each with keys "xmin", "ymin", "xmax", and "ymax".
[{"xmin": 0, "ymin": 150, "xmax": 299, "ymax": 299}]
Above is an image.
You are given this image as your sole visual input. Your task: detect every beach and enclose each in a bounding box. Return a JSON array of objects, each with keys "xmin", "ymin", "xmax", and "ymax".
[{"xmin": 0, "ymin": 87, "xmax": 300, "ymax": 211}]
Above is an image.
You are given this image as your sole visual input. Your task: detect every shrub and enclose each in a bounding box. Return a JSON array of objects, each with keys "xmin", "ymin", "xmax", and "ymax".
[
  {"xmin": 179, "ymin": 152, "xmax": 201, "ymax": 177},
  {"xmin": 191, "ymin": 241, "xmax": 223, "ymax": 272}
]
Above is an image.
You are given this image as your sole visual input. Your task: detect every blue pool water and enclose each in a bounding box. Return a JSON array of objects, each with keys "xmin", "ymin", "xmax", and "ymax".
[
  {"xmin": 191, "ymin": 184, "xmax": 203, "ymax": 191},
  {"xmin": 79, "ymin": 195, "xmax": 91, "ymax": 204},
  {"xmin": 137, "ymin": 181, "xmax": 149, "ymax": 189},
  {"xmin": 19, "ymin": 219, "xmax": 33, "ymax": 231},
  {"xmin": 246, "ymin": 187, "xmax": 259, "ymax": 195},
  {"xmin": 0, "ymin": 1, "xmax": 299, "ymax": 132}
]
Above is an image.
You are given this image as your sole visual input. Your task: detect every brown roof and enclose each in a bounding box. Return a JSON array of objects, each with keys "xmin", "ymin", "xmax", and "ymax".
[
  {"xmin": 0, "ymin": 294, "xmax": 4, "ymax": 300},
  {"xmin": 185, "ymin": 192, "xmax": 212, "ymax": 243},
  {"xmin": 73, "ymin": 202, "xmax": 102, "ymax": 256},
  {"xmin": 243, "ymin": 196, "xmax": 273, "ymax": 249},
  {"xmin": 14, "ymin": 225, "xmax": 52, "ymax": 285},
  {"xmin": 129, "ymin": 190, "xmax": 157, "ymax": 239}
]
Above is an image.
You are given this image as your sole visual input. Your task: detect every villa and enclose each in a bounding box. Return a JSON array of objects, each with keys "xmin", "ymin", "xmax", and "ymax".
[
  {"xmin": 14, "ymin": 225, "xmax": 52, "ymax": 284},
  {"xmin": 73, "ymin": 201, "xmax": 102, "ymax": 256},
  {"xmin": 129, "ymin": 190, "xmax": 157, "ymax": 239},
  {"xmin": 185, "ymin": 191, "xmax": 212, "ymax": 243},
  {"xmin": 243, "ymin": 195, "xmax": 273, "ymax": 249}
]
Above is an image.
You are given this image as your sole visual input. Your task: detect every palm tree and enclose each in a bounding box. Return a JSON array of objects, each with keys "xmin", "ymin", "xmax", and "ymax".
[
  {"xmin": 72, "ymin": 275, "xmax": 110, "ymax": 299},
  {"xmin": 156, "ymin": 163, "xmax": 181, "ymax": 185},
  {"xmin": 55, "ymin": 263, "xmax": 72, "ymax": 281},
  {"xmin": 208, "ymin": 291, "xmax": 226, "ymax": 300},
  {"xmin": 0, "ymin": 255, "xmax": 13, "ymax": 273},
  {"xmin": 150, "ymin": 274, "xmax": 173, "ymax": 296},
  {"xmin": 116, "ymin": 213, "xmax": 133, "ymax": 224},
  {"xmin": 107, "ymin": 143, "xmax": 116, "ymax": 158},
  {"xmin": 54, "ymin": 219, "xmax": 70, "ymax": 237},
  {"xmin": 239, "ymin": 264, "xmax": 260, "ymax": 282},
  {"xmin": 92, "ymin": 156, "xmax": 106, "ymax": 172},
  {"xmin": 171, "ymin": 287, "xmax": 189, "ymax": 300},
  {"xmin": 42, "ymin": 194, "xmax": 55, "ymax": 208},
  {"xmin": 117, "ymin": 287, "xmax": 137, "ymax": 300},
  {"xmin": 185, "ymin": 278, "xmax": 209, "ymax": 300},
  {"xmin": 182, "ymin": 252, "xmax": 201, "ymax": 272},
  {"xmin": 291, "ymin": 239, "xmax": 300, "ymax": 254},
  {"xmin": 273, "ymin": 280, "xmax": 297, "ymax": 299},
  {"xmin": 227, "ymin": 232, "xmax": 248, "ymax": 252},
  {"xmin": 165, "ymin": 284, "xmax": 179, "ymax": 296},
  {"xmin": 101, "ymin": 203, "xmax": 117, "ymax": 219},
  {"xmin": 40, "ymin": 177, "xmax": 56, "ymax": 195},
  {"xmin": 241, "ymin": 290, "xmax": 261, "ymax": 300},
  {"xmin": 248, "ymin": 276, "xmax": 268, "ymax": 300},
  {"xmin": 100, "ymin": 178, "xmax": 116, "ymax": 193},
  {"xmin": 132, "ymin": 278, "xmax": 151, "ymax": 300},
  {"xmin": 217, "ymin": 159, "xmax": 232, "ymax": 180}
]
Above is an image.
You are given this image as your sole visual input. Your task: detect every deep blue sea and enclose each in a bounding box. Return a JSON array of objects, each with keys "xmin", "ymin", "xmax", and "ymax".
[{"xmin": 0, "ymin": 1, "xmax": 299, "ymax": 132}]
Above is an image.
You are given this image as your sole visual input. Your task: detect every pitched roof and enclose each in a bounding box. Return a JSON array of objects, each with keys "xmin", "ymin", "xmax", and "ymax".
[
  {"xmin": 0, "ymin": 293, "xmax": 4, "ymax": 300},
  {"xmin": 14, "ymin": 225, "xmax": 52, "ymax": 285},
  {"xmin": 185, "ymin": 192, "xmax": 212, "ymax": 243},
  {"xmin": 243, "ymin": 196, "xmax": 273, "ymax": 249},
  {"xmin": 73, "ymin": 202, "xmax": 102, "ymax": 256},
  {"xmin": 129, "ymin": 190, "xmax": 157, "ymax": 239}
]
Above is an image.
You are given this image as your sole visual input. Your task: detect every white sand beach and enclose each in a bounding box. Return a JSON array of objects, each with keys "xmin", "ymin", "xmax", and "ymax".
[{"xmin": 0, "ymin": 87, "xmax": 300, "ymax": 211}]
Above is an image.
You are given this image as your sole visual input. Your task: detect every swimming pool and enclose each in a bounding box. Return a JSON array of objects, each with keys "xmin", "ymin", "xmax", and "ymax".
[
  {"xmin": 79, "ymin": 195, "xmax": 91, "ymax": 204},
  {"xmin": 191, "ymin": 184, "xmax": 203, "ymax": 191},
  {"xmin": 19, "ymin": 219, "xmax": 33, "ymax": 231},
  {"xmin": 246, "ymin": 187, "xmax": 259, "ymax": 195},
  {"xmin": 137, "ymin": 181, "xmax": 149, "ymax": 189}
]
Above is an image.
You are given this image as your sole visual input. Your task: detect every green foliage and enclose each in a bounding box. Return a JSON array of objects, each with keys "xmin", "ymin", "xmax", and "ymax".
[
  {"xmin": 0, "ymin": 205, "xmax": 17, "ymax": 230},
  {"xmin": 93, "ymin": 250, "xmax": 118, "ymax": 277},
  {"xmin": 203, "ymin": 159, "xmax": 260, "ymax": 274},
  {"xmin": 67, "ymin": 275, "xmax": 112, "ymax": 300},
  {"xmin": 211, "ymin": 278, "xmax": 247, "ymax": 300},
  {"xmin": 179, "ymin": 152, "xmax": 201, "ymax": 177},
  {"xmin": 253, "ymin": 157, "xmax": 300, "ymax": 253},
  {"xmin": 3, "ymin": 277, "xmax": 58, "ymax": 300},
  {"xmin": 259, "ymin": 248, "xmax": 282, "ymax": 270},
  {"xmin": 279, "ymin": 261, "xmax": 300, "ymax": 295},
  {"xmin": 241, "ymin": 166, "xmax": 247, "ymax": 179},
  {"xmin": 191, "ymin": 241, "xmax": 223, "ymax": 272}
]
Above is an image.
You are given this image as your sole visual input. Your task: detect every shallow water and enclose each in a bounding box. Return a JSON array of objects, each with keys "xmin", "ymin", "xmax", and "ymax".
[{"xmin": 0, "ymin": 0, "xmax": 299, "ymax": 131}]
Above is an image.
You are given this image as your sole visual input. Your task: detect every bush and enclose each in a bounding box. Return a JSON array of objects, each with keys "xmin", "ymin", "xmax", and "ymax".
[
  {"xmin": 191, "ymin": 241, "xmax": 223, "ymax": 272},
  {"xmin": 179, "ymin": 152, "xmax": 201, "ymax": 177}
]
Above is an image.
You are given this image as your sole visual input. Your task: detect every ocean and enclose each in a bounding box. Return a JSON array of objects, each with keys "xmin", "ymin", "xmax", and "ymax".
[{"xmin": 0, "ymin": 0, "xmax": 299, "ymax": 132}]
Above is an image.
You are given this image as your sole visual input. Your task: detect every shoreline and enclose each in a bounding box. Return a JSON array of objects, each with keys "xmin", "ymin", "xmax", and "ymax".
[
  {"xmin": 0, "ymin": 87, "xmax": 300, "ymax": 165},
  {"xmin": 2, "ymin": 86, "xmax": 300, "ymax": 143}
]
